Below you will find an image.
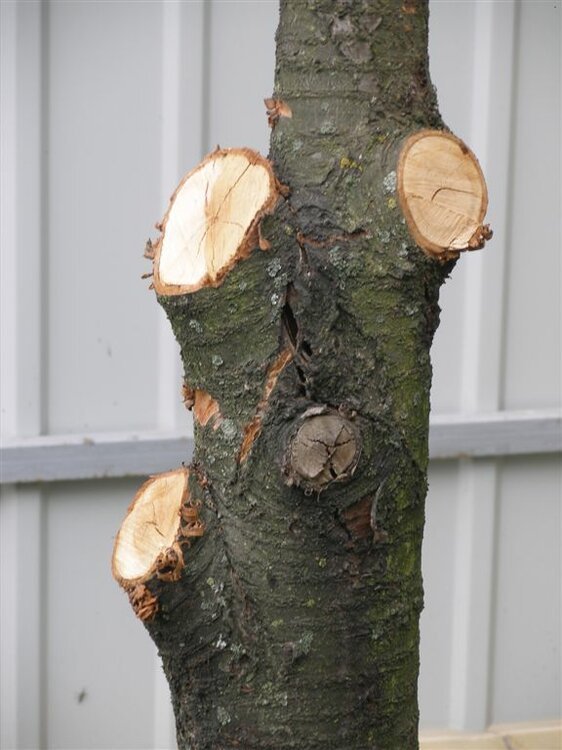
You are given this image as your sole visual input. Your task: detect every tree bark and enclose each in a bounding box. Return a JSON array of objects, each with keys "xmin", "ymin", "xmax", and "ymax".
[{"xmin": 113, "ymin": 2, "xmax": 490, "ymax": 748}]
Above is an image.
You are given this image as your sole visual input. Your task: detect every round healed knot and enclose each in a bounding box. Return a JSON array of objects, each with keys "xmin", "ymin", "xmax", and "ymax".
[{"xmin": 284, "ymin": 406, "xmax": 361, "ymax": 493}]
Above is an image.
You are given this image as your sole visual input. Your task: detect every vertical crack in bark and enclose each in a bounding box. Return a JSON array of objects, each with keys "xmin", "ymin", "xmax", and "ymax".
[
  {"xmin": 281, "ymin": 286, "xmax": 299, "ymax": 348},
  {"xmin": 281, "ymin": 282, "xmax": 312, "ymax": 395}
]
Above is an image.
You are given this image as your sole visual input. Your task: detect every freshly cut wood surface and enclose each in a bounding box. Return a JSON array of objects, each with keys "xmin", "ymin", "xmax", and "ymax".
[
  {"xmin": 154, "ymin": 148, "xmax": 278, "ymax": 295},
  {"xmin": 398, "ymin": 129, "xmax": 490, "ymax": 259},
  {"xmin": 112, "ymin": 468, "xmax": 187, "ymax": 585}
]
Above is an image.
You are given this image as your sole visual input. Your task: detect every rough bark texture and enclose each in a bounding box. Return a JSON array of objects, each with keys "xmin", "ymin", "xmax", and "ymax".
[{"xmin": 125, "ymin": 2, "xmax": 469, "ymax": 748}]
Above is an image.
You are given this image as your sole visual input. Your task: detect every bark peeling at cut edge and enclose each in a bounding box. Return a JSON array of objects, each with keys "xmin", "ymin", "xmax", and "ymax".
[
  {"xmin": 112, "ymin": 1, "xmax": 493, "ymax": 748},
  {"xmin": 128, "ymin": 583, "xmax": 159, "ymax": 622}
]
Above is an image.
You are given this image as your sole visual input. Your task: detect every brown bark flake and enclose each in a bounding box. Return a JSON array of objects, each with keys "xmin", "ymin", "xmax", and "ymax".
[
  {"xmin": 182, "ymin": 382, "xmax": 196, "ymax": 410},
  {"xmin": 239, "ymin": 349, "xmax": 293, "ymax": 462},
  {"xmin": 179, "ymin": 501, "xmax": 205, "ymax": 543},
  {"xmin": 155, "ymin": 543, "xmax": 184, "ymax": 582},
  {"xmin": 264, "ymin": 98, "xmax": 293, "ymax": 128},
  {"xmin": 341, "ymin": 496, "xmax": 374, "ymax": 541},
  {"xmin": 128, "ymin": 584, "xmax": 159, "ymax": 622},
  {"xmin": 193, "ymin": 390, "xmax": 223, "ymax": 429}
]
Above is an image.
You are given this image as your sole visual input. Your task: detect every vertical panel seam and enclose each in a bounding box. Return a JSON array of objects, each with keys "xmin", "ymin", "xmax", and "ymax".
[
  {"xmin": 40, "ymin": 0, "xmax": 50, "ymax": 437},
  {"xmin": 39, "ymin": 3, "xmax": 50, "ymax": 743},
  {"xmin": 487, "ymin": 1, "xmax": 521, "ymax": 727},
  {"xmin": 157, "ymin": 0, "xmax": 183, "ymax": 432},
  {"xmin": 0, "ymin": 0, "xmax": 17, "ymax": 442},
  {"xmin": 200, "ymin": 0, "xmax": 212, "ymax": 155},
  {"xmin": 449, "ymin": 0, "xmax": 519, "ymax": 732},
  {"xmin": 39, "ymin": 486, "xmax": 48, "ymax": 750},
  {"xmin": 497, "ymin": 4, "xmax": 521, "ymax": 414}
]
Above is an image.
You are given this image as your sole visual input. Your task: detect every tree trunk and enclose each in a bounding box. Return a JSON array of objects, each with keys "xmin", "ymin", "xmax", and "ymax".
[{"xmin": 112, "ymin": 2, "xmax": 490, "ymax": 748}]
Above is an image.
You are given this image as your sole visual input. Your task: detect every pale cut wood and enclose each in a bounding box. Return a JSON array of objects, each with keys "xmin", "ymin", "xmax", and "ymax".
[
  {"xmin": 111, "ymin": 468, "xmax": 187, "ymax": 586},
  {"xmin": 153, "ymin": 148, "xmax": 279, "ymax": 295},
  {"xmin": 398, "ymin": 129, "xmax": 491, "ymax": 260}
]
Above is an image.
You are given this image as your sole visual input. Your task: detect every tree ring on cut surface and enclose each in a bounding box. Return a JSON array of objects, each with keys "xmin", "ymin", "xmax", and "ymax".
[
  {"xmin": 397, "ymin": 129, "xmax": 490, "ymax": 260},
  {"xmin": 153, "ymin": 148, "xmax": 279, "ymax": 295},
  {"xmin": 112, "ymin": 468, "xmax": 189, "ymax": 587}
]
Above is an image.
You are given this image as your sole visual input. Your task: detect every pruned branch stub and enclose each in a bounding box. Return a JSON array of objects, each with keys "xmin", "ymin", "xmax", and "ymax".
[
  {"xmin": 397, "ymin": 129, "xmax": 492, "ymax": 260},
  {"xmin": 112, "ymin": 468, "xmax": 192, "ymax": 590},
  {"xmin": 152, "ymin": 148, "xmax": 279, "ymax": 295}
]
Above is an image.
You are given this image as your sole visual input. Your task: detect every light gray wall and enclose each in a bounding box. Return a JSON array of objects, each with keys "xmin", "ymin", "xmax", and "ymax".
[{"xmin": 1, "ymin": 1, "xmax": 560, "ymax": 748}]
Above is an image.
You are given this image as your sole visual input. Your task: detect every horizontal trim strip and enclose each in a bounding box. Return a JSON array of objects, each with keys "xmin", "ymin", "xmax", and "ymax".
[
  {"xmin": 0, "ymin": 431, "xmax": 193, "ymax": 484},
  {"xmin": 428, "ymin": 409, "xmax": 561, "ymax": 460},
  {"xmin": 1, "ymin": 410, "xmax": 560, "ymax": 484}
]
